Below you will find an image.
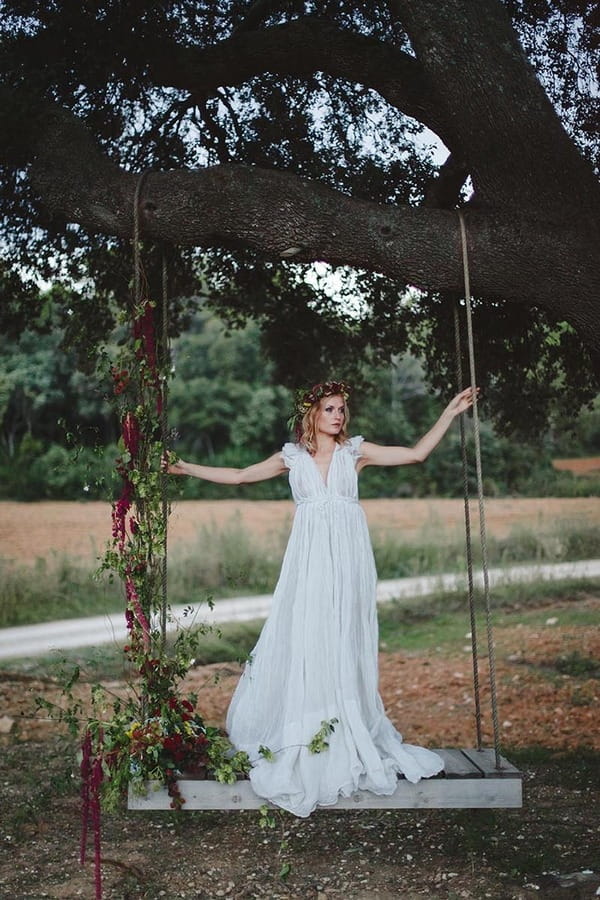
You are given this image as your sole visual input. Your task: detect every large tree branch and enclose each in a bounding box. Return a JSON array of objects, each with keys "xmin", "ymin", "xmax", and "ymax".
[
  {"xmin": 390, "ymin": 0, "xmax": 600, "ymax": 221},
  {"xmin": 146, "ymin": 18, "xmax": 448, "ymax": 141},
  {"xmin": 14, "ymin": 93, "xmax": 597, "ymax": 341},
  {"xmin": 8, "ymin": 2, "xmax": 600, "ymax": 227},
  {"xmin": 148, "ymin": 9, "xmax": 599, "ymax": 225},
  {"xmin": 233, "ymin": 0, "xmax": 305, "ymax": 33}
]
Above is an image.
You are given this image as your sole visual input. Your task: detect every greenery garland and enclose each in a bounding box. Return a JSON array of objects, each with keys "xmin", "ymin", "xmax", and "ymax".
[{"xmin": 70, "ymin": 296, "xmax": 251, "ymax": 898}]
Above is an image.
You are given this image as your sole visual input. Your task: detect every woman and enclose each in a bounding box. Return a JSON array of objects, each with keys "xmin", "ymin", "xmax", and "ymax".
[{"xmin": 164, "ymin": 380, "xmax": 476, "ymax": 816}]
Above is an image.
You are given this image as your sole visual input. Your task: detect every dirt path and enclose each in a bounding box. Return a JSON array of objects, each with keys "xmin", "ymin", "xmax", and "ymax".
[{"xmin": 2, "ymin": 497, "xmax": 599, "ymax": 565}]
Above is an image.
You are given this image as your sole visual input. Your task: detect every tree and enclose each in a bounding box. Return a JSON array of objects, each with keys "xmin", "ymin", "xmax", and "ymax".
[
  {"xmin": 0, "ymin": 0, "xmax": 598, "ymax": 433},
  {"xmin": 0, "ymin": 285, "xmax": 115, "ymax": 453}
]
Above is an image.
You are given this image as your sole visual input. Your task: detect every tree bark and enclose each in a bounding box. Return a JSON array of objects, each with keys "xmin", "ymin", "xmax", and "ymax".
[
  {"xmin": 392, "ymin": 0, "xmax": 600, "ymax": 220},
  {"xmin": 148, "ymin": 18, "xmax": 439, "ymax": 135}
]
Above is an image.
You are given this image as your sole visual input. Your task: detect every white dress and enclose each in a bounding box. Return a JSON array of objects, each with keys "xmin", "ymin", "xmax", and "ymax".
[{"xmin": 226, "ymin": 436, "xmax": 443, "ymax": 816}]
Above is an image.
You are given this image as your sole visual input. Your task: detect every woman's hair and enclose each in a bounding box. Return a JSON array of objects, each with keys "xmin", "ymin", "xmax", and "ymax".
[{"xmin": 300, "ymin": 392, "xmax": 350, "ymax": 455}]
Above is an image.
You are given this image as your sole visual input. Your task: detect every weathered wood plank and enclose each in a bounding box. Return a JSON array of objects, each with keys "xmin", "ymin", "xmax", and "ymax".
[
  {"xmin": 128, "ymin": 775, "xmax": 522, "ymax": 810},
  {"xmin": 438, "ymin": 748, "xmax": 483, "ymax": 778},
  {"xmin": 460, "ymin": 749, "xmax": 521, "ymax": 778},
  {"xmin": 127, "ymin": 748, "xmax": 522, "ymax": 811}
]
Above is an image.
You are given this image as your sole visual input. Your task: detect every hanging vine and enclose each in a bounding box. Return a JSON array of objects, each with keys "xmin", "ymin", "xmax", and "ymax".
[{"xmin": 74, "ymin": 285, "xmax": 251, "ymax": 899}]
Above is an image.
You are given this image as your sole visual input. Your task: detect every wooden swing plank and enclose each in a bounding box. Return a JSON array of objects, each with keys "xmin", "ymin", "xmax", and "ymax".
[
  {"xmin": 460, "ymin": 748, "xmax": 521, "ymax": 777},
  {"xmin": 440, "ymin": 748, "xmax": 484, "ymax": 778},
  {"xmin": 127, "ymin": 749, "xmax": 522, "ymax": 811}
]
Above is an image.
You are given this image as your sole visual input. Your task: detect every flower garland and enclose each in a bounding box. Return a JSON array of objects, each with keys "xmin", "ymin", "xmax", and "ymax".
[
  {"xmin": 287, "ymin": 380, "xmax": 351, "ymax": 440},
  {"xmin": 77, "ymin": 297, "xmax": 249, "ymax": 899}
]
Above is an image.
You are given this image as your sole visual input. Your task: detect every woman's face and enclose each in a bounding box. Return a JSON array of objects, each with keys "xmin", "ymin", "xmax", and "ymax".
[{"xmin": 316, "ymin": 394, "xmax": 346, "ymax": 435}]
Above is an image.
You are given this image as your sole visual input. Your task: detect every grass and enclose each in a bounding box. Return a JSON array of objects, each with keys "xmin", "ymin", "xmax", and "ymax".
[
  {"xmin": 1, "ymin": 518, "xmax": 598, "ymax": 628},
  {"xmin": 377, "ymin": 578, "xmax": 600, "ymax": 653},
  {"xmin": 507, "ymin": 745, "xmax": 600, "ymax": 787},
  {"xmin": 3, "ymin": 579, "xmax": 597, "ymax": 682},
  {"xmin": 553, "ymin": 650, "xmax": 600, "ymax": 678}
]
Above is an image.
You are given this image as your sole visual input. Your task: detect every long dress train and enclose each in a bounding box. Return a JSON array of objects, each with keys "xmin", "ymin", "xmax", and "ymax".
[{"xmin": 226, "ymin": 436, "xmax": 443, "ymax": 817}]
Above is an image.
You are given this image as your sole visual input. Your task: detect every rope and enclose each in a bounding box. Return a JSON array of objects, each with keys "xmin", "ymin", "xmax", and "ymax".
[
  {"xmin": 132, "ymin": 170, "xmax": 170, "ymax": 650},
  {"xmin": 457, "ymin": 211, "xmax": 502, "ymax": 769},
  {"xmin": 159, "ymin": 250, "xmax": 170, "ymax": 649},
  {"xmin": 132, "ymin": 171, "xmax": 152, "ymax": 721},
  {"xmin": 453, "ymin": 303, "xmax": 483, "ymax": 750},
  {"xmin": 132, "ymin": 171, "xmax": 151, "ymax": 309}
]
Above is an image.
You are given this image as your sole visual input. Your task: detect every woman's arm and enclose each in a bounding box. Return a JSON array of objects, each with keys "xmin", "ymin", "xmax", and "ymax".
[
  {"xmin": 162, "ymin": 451, "xmax": 287, "ymax": 485},
  {"xmin": 358, "ymin": 387, "xmax": 477, "ymax": 470}
]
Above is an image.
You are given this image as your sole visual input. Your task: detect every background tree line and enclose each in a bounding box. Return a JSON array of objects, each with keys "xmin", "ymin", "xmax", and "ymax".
[{"xmin": 1, "ymin": 289, "xmax": 599, "ymax": 502}]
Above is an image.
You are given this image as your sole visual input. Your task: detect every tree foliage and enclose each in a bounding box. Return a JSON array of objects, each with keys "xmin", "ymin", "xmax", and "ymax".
[
  {"xmin": 2, "ymin": 302, "xmax": 598, "ymax": 501},
  {"xmin": 0, "ymin": 0, "xmax": 599, "ymax": 433}
]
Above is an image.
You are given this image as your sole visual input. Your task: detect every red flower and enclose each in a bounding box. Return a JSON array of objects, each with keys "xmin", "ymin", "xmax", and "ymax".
[
  {"xmin": 111, "ymin": 366, "xmax": 130, "ymax": 396},
  {"xmin": 112, "ymin": 480, "xmax": 133, "ymax": 547},
  {"xmin": 133, "ymin": 301, "xmax": 159, "ymax": 379},
  {"xmin": 163, "ymin": 734, "xmax": 184, "ymax": 755},
  {"xmin": 122, "ymin": 412, "xmax": 141, "ymax": 458}
]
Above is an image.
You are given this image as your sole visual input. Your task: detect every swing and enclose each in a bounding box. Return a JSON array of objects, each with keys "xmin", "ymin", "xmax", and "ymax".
[{"xmin": 126, "ymin": 194, "xmax": 522, "ymax": 812}]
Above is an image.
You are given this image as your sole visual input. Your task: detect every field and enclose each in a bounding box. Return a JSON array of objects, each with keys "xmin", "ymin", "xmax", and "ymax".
[
  {"xmin": 553, "ymin": 456, "xmax": 600, "ymax": 475},
  {"xmin": 2, "ymin": 496, "xmax": 600, "ymax": 565},
  {"xmin": 1, "ymin": 498, "xmax": 599, "ymax": 898}
]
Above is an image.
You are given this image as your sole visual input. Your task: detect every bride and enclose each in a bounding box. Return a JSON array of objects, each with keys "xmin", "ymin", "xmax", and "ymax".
[{"xmin": 164, "ymin": 380, "xmax": 476, "ymax": 816}]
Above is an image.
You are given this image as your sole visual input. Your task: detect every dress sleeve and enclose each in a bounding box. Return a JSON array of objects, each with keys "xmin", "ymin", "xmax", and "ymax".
[
  {"xmin": 281, "ymin": 442, "xmax": 300, "ymax": 469},
  {"xmin": 348, "ymin": 435, "xmax": 365, "ymax": 459}
]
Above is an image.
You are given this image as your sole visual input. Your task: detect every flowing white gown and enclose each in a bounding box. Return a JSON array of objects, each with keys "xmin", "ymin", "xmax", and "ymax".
[{"xmin": 226, "ymin": 436, "xmax": 443, "ymax": 816}]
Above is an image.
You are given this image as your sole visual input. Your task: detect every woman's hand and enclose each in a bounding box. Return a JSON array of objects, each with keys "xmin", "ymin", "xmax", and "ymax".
[
  {"xmin": 161, "ymin": 452, "xmax": 187, "ymax": 476},
  {"xmin": 445, "ymin": 386, "xmax": 479, "ymax": 417}
]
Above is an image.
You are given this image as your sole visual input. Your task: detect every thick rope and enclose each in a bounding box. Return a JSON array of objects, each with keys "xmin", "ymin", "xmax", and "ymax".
[
  {"xmin": 159, "ymin": 250, "xmax": 170, "ymax": 649},
  {"xmin": 132, "ymin": 171, "xmax": 151, "ymax": 309},
  {"xmin": 453, "ymin": 303, "xmax": 483, "ymax": 750},
  {"xmin": 133, "ymin": 171, "xmax": 170, "ymax": 649},
  {"xmin": 457, "ymin": 211, "xmax": 502, "ymax": 768}
]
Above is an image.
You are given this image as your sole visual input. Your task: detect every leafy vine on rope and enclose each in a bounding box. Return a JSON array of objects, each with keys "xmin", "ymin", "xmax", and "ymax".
[{"xmin": 74, "ymin": 295, "xmax": 250, "ymax": 898}]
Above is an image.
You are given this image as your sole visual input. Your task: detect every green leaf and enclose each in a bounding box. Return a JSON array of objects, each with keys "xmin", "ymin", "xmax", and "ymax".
[
  {"xmin": 258, "ymin": 744, "xmax": 275, "ymax": 762},
  {"xmin": 279, "ymin": 862, "xmax": 291, "ymax": 881}
]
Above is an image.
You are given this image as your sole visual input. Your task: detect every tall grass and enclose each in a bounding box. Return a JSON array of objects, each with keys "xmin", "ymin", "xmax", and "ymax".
[
  {"xmin": 371, "ymin": 519, "xmax": 600, "ymax": 578},
  {"xmin": 0, "ymin": 554, "xmax": 120, "ymax": 628},
  {"xmin": 1, "ymin": 518, "xmax": 598, "ymax": 628}
]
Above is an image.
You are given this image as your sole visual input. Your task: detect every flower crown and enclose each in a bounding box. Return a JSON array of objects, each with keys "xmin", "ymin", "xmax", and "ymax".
[{"xmin": 287, "ymin": 380, "xmax": 351, "ymax": 439}]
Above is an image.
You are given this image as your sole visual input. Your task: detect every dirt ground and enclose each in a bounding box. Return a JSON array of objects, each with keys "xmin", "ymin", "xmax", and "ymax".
[
  {"xmin": 1, "ymin": 591, "xmax": 599, "ymax": 899},
  {"xmin": 1, "ymin": 499, "xmax": 599, "ymax": 898},
  {"xmin": 2, "ymin": 497, "xmax": 600, "ymax": 565},
  {"xmin": 3, "ymin": 594, "xmax": 599, "ymax": 750}
]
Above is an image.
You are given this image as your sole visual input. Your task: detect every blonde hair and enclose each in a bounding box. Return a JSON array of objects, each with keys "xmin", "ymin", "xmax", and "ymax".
[{"xmin": 300, "ymin": 393, "xmax": 350, "ymax": 455}]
